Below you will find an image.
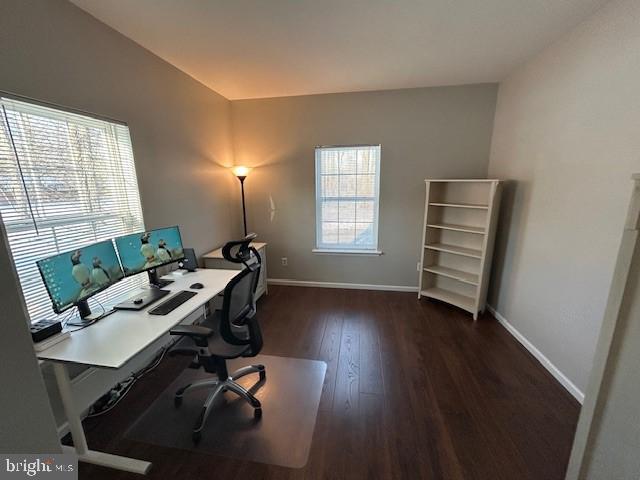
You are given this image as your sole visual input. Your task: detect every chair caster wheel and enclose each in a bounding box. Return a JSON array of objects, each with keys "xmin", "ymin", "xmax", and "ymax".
[
  {"xmin": 192, "ymin": 431, "xmax": 201, "ymax": 444},
  {"xmin": 254, "ymin": 407, "xmax": 262, "ymax": 419},
  {"xmin": 174, "ymin": 396, "xmax": 183, "ymax": 408}
]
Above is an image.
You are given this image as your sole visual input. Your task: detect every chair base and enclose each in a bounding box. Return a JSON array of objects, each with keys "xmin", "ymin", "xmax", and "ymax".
[{"xmin": 174, "ymin": 363, "xmax": 266, "ymax": 443}]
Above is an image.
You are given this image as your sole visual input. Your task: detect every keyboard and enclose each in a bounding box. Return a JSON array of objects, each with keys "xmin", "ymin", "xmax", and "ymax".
[{"xmin": 148, "ymin": 290, "xmax": 198, "ymax": 315}]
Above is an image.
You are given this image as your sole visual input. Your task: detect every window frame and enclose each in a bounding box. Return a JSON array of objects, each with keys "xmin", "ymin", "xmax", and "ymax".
[
  {"xmin": 0, "ymin": 95, "xmax": 147, "ymax": 324},
  {"xmin": 313, "ymin": 144, "xmax": 382, "ymax": 255}
]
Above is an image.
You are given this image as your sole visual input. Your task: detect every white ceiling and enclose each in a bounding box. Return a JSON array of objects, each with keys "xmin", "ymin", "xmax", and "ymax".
[{"xmin": 71, "ymin": 0, "xmax": 609, "ymax": 100}]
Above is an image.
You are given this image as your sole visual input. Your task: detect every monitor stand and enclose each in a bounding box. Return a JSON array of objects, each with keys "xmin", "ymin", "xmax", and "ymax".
[
  {"xmin": 113, "ymin": 269, "xmax": 174, "ymax": 312},
  {"xmin": 113, "ymin": 288, "xmax": 170, "ymax": 311},
  {"xmin": 73, "ymin": 300, "xmax": 95, "ymax": 324},
  {"xmin": 148, "ymin": 268, "xmax": 173, "ymax": 288},
  {"xmin": 74, "ymin": 299, "xmax": 111, "ymax": 324}
]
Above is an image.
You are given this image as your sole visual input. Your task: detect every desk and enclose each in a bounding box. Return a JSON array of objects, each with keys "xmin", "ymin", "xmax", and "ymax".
[{"xmin": 37, "ymin": 268, "xmax": 239, "ymax": 474}]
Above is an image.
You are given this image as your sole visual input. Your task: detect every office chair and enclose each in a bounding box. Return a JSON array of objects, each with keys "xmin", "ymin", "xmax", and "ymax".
[{"xmin": 169, "ymin": 233, "xmax": 265, "ymax": 443}]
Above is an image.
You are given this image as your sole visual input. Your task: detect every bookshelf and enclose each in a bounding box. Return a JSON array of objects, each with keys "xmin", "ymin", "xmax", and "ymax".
[{"xmin": 418, "ymin": 179, "xmax": 501, "ymax": 320}]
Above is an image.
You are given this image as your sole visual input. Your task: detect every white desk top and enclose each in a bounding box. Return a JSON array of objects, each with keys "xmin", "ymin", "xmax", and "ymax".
[
  {"xmin": 36, "ymin": 269, "xmax": 239, "ymax": 369},
  {"xmin": 203, "ymin": 242, "xmax": 267, "ymax": 259}
]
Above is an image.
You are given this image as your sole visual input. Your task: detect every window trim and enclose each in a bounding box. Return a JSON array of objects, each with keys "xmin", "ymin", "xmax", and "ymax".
[
  {"xmin": 314, "ymin": 144, "xmax": 382, "ymax": 254},
  {"xmin": 0, "ymin": 90, "xmax": 127, "ymax": 126},
  {"xmin": 312, "ymin": 248, "xmax": 383, "ymax": 256}
]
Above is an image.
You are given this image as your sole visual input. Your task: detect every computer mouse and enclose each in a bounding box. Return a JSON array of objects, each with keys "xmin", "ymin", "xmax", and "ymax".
[
  {"xmin": 133, "ymin": 298, "xmax": 143, "ymax": 305},
  {"xmin": 190, "ymin": 282, "xmax": 204, "ymax": 290}
]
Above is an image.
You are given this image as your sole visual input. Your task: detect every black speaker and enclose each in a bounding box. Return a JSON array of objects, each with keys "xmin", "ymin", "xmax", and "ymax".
[{"xmin": 179, "ymin": 248, "xmax": 198, "ymax": 272}]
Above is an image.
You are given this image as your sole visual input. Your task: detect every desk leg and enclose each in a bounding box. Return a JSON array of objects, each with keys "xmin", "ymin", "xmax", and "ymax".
[{"xmin": 53, "ymin": 363, "xmax": 152, "ymax": 475}]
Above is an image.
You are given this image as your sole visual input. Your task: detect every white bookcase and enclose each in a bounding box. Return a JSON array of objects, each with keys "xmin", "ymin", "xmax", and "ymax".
[{"xmin": 418, "ymin": 179, "xmax": 501, "ymax": 320}]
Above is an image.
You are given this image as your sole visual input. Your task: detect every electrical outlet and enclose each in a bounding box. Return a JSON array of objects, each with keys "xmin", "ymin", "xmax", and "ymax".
[
  {"xmin": 417, "ymin": 262, "xmax": 421, "ymax": 272},
  {"xmin": 281, "ymin": 257, "xmax": 288, "ymax": 266}
]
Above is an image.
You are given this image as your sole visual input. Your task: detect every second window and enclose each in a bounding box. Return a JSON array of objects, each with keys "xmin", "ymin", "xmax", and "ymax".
[{"xmin": 314, "ymin": 145, "xmax": 381, "ymax": 253}]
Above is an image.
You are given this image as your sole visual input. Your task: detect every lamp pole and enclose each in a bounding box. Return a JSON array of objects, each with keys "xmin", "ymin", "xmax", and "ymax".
[
  {"xmin": 231, "ymin": 166, "xmax": 251, "ymax": 237},
  {"xmin": 238, "ymin": 175, "xmax": 247, "ymax": 236}
]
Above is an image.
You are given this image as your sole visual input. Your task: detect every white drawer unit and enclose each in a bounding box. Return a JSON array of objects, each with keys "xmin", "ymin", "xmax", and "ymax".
[{"xmin": 203, "ymin": 242, "xmax": 268, "ymax": 300}]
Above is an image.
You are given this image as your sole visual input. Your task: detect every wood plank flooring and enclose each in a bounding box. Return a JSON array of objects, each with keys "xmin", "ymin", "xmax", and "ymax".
[{"xmin": 76, "ymin": 286, "xmax": 580, "ymax": 479}]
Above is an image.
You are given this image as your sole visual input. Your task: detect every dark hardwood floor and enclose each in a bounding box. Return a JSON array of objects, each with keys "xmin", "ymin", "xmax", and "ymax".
[{"xmin": 77, "ymin": 286, "xmax": 580, "ymax": 479}]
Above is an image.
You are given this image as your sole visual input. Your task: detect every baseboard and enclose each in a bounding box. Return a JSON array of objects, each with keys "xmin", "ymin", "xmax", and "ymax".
[
  {"xmin": 487, "ymin": 305, "xmax": 584, "ymax": 403},
  {"xmin": 267, "ymin": 278, "xmax": 419, "ymax": 293}
]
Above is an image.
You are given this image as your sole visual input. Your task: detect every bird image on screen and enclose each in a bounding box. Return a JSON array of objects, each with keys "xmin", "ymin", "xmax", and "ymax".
[
  {"xmin": 37, "ymin": 240, "xmax": 125, "ymax": 314},
  {"xmin": 115, "ymin": 226, "xmax": 185, "ymax": 276}
]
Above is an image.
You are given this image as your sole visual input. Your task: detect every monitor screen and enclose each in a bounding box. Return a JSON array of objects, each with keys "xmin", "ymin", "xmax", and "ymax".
[
  {"xmin": 115, "ymin": 226, "xmax": 185, "ymax": 277},
  {"xmin": 37, "ymin": 240, "xmax": 125, "ymax": 314}
]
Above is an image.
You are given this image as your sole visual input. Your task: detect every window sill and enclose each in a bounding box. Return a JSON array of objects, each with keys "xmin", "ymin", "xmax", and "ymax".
[{"xmin": 312, "ymin": 248, "xmax": 383, "ymax": 256}]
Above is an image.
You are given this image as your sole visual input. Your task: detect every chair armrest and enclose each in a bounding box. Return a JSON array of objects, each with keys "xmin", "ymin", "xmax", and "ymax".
[{"xmin": 169, "ymin": 325, "xmax": 214, "ymax": 339}]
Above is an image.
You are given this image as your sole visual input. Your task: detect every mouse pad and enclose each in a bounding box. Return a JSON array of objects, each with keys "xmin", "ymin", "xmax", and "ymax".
[{"xmin": 125, "ymin": 354, "xmax": 326, "ymax": 468}]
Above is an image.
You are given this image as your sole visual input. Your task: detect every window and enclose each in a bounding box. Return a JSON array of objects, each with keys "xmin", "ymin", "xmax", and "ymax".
[
  {"xmin": 314, "ymin": 145, "xmax": 381, "ymax": 253},
  {"xmin": 0, "ymin": 96, "xmax": 146, "ymax": 323}
]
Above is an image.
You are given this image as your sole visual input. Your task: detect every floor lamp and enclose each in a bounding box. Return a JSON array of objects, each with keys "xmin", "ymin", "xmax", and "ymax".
[{"xmin": 231, "ymin": 166, "xmax": 252, "ymax": 236}]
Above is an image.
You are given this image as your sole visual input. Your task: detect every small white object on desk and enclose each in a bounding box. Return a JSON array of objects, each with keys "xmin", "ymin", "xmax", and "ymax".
[{"xmin": 172, "ymin": 269, "xmax": 192, "ymax": 276}]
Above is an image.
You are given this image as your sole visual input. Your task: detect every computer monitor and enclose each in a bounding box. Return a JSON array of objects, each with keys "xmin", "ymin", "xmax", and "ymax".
[
  {"xmin": 114, "ymin": 226, "xmax": 185, "ymax": 287},
  {"xmin": 37, "ymin": 240, "xmax": 124, "ymax": 318}
]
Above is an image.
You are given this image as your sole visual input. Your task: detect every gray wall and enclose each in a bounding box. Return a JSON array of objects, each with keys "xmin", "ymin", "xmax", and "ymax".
[
  {"xmin": 0, "ymin": 0, "xmax": 240, "ymax": 437},
  {"xmin": 0, "ymin": 222, "xmax": 60, "ymax": 453},
  {"xmin": 231, "ymin": 85, "xmax": 498, "ymax": 286},
  {"xmin": 0, "ymin": 0, "xmax": 240, "ymax": 258},
  {"xmin": 487, "ymin": 0, "xmax": 640, "ymax": 394}
]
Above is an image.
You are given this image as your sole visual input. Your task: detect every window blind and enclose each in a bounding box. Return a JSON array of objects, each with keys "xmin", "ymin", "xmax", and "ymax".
[
  {"xmin": 0, "ymin": 97, "xmax": 146, "ymax": 323},
  {"xmin": 315, "ymin": 145, "xmax": 381, "ymax": 252}
]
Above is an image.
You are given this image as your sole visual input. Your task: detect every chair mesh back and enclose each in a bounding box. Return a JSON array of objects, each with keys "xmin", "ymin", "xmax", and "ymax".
[
  {"xmin": 219, "ymin": 245, "xmax": 262, "ymax": 348},
  {"xmin": 227, "ymin": 268, "xmax": 258, "ymax": 324}
]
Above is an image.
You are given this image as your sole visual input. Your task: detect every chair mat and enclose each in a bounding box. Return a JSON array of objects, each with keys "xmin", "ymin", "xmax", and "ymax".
[{"xmin": 124, "ymin": 354, "xmax": 326, "ymax": 468}]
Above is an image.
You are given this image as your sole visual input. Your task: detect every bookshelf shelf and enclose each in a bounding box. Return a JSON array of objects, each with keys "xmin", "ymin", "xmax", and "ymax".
[
  {"xmin": 423, "ymin": 265, "xmax": 479, "ymax": 285},
  {"xmin": 424, "ymin": 243, "xmax": 482, "ymax": 259},
  {"xmin": 426, "ymin": 223, "xmax": 485, "ymax": 235},
  {"xmin": 420, "ymin": 287, "xmax": 476, "ymax": 314},
  {"xmin": 429, "ymin": 202, "xmax": 489, "ymax": 209}
]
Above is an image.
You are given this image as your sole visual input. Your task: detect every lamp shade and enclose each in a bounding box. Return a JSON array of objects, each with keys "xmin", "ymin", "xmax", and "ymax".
[{"xmin": 231, "ymin": 165, "xmax": 252, "ymax": 178}]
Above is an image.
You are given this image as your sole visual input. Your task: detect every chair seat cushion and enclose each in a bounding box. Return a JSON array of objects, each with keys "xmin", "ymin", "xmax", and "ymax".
[{"xmin": 201, "ymin": 312, "xmax": 252, "ymax": 359}]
